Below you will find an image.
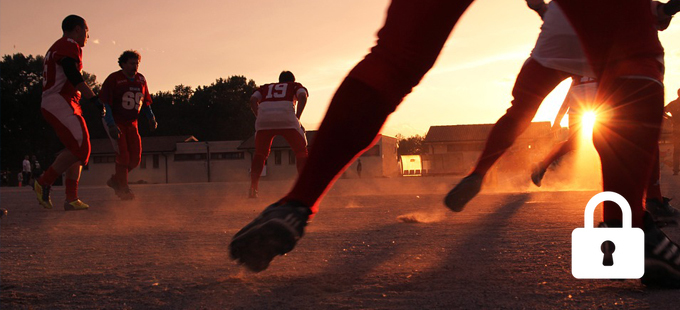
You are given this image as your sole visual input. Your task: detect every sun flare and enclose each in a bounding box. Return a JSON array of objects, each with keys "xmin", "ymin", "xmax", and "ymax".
[{"xmin": 581, "ymin": 111, "xmax": 597, "ymax": 137}]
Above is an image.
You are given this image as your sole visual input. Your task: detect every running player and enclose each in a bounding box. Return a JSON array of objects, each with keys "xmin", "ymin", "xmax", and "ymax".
[
  {"xmin": 447, "ymin": 0, "xmax": 675, "ymax": 211},
  {"xmin": 100, "ymin": 50, "xmax": 157, "ymax": 200},
  {"xmin": 34, "ymin": 15, "xmax": 118, "ymax": 211},
  {"xmin": 229, "ymin": 0, "xmax": 680, "ymax": 287},
  {"xmin": 248, "ymin": 71, "xmax": 308, "ymax": 198}
]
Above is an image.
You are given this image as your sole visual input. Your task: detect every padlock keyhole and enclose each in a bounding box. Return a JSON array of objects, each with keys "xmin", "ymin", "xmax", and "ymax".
[{"xmin": 601, "ymin": 240, "xmax": 615, "ymax": 266}]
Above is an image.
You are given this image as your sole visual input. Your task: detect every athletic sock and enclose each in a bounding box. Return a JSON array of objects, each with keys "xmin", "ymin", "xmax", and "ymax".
[
  {"xmin": 38, "ymin": 167, "xmax": 59, "ymax": 186},
  {"xmin": 65, "ymin": 179, "xmax": 78, "ymax": 202},
  {"xmin": 115, "ymin": 164, "xmax": 128, "ymax": 188}
]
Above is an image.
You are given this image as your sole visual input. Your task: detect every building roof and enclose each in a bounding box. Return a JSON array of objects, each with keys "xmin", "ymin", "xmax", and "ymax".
[
  {"xmin": 424, "ymin": 122, "xmax": 552, "ymax": 143},
  {"xmin": 91, "ymin": 135, "xmax": 198, "ymax": 155},
  {"xmin": 238, "ymin": 130, "xmax": 318, "ymax": 150}
]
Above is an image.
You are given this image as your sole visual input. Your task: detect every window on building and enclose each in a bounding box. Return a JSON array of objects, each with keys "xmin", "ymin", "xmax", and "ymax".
[
  {"xmin": 210, "ymin": 152, "xmax": 245, "ymax": 160},
  {"xmin": 153, "ymin": 154, "xmax": 159, "ymax": 169},
  {"xmin": 174, "ymin": 153, "xmax": 207, "ymax": 161},
  {"xmin": 140, "ymin": 155, "xmax": 147, "ymax": 169},
  {"xmin": 274, "ymin": 150, "xmax": 282, "ymax": 165},
  {"xmin": 288, "ymin": 150, "xmax": 296, "ymax": 165}
]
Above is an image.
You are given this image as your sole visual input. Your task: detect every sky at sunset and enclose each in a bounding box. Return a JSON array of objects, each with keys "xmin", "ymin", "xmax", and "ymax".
[{"xmin": 3, "ymin": 0, "xmax": 680, "ymax": 137}]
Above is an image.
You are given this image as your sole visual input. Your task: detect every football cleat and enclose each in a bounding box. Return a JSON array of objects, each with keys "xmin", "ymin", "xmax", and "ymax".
[
  {"xmin": 531, "ymin": 164, "xmax": 547, "ymax": 187},
  {"xmin": 642, "ymin": 212, "xmax": 680, "ymax": 288},
  {"xmin": 248, "ymin": 188, "xmax": 258, "ymax": 199},
  {"xmin": 33, "ymin": 181, "xmax": 53, "ymax": 209},
  {"xmin": 64, "ymin": 199, "xmax": 89, "ymax": 211},
  {"xmin": 229, "ymin": 200, "xmax": 312, "ymax": 272},
  {"xmin": 106, "ymin": 175, "xmax": 122, "ymax": 195},
  {"xmin": 646, "ymin": 197, "xmax": 679, "ymax": 218},
  {"xmin": 444, "ymin": 173, "xmax": 483, "ymax": 212},
  {"xmin": 118, "ymin": 187, "xmax": 136, "ymax": 200}
]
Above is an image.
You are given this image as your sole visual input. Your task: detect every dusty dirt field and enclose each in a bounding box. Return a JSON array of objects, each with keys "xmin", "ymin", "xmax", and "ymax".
[{"xmin": 2, "ymin": 172, "xmax": 680, "ymax": 309}]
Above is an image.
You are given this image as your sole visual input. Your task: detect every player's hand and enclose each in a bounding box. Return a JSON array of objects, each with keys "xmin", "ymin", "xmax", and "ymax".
[
  {"xmin": 149, "ymin": 118, "xmax": 158, "ymax": 132},
  {"xmin": 90, "ymin": 96, "xmax": 106, "ymax": 117},
  {"xmin": 108, "ymin": 123, "xmax": 121, "ymax": 140}
]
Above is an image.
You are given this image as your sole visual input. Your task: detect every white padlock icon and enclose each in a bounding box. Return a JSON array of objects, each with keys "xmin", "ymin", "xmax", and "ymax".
[{"xmin": 572, "ymin": 191, "xmax": 644, "ymax": 279}]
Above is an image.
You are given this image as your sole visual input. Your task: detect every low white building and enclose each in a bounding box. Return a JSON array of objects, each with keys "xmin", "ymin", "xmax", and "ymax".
[{"xmin": 81, "ymin": 131, "xmax": 400, "ymax": 186}]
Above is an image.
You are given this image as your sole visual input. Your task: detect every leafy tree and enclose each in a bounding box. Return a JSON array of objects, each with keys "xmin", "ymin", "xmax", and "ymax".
[
  {"xmin": 1, "ymin": 53, "xmax": 52, "ymax": 173},
  {"xmin": 396, "ymin": 134, "xmax": 424, "ymax": 156},
  {"xmin": 187, "ymin": 76, "xmax": 257, "ymax": 141}
]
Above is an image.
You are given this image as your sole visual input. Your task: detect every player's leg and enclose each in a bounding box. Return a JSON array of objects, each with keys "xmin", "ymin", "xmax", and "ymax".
[
  {"xmin": 593, "ymin": 78, "xmax": 677, "ymax": 285},
  {"xmin": 645, "ymin": 144, "xmax": 677, "ymax": 219},
  {"xmin": 119, "ymin": 123, "xmax": 141, "ymax": 200},
  {"xmin": 62, "ymin": 115, "xmax": 91, "ymax": 211},
  {"xmin": 112, "ymin": 123, "xmax": 132, "ymax": 199},
  {"xmin": 280, "ymin": 128, "xmax": 308, "ymax": 174},
  {"xmin": 445, "ymin": 58, "xmax": 570, "ymax": 210},
  {"xmin": 532, "ymin": 104, "xmax": 581, "ymax": 187},
  {"xmin": 231, "ymin": 0, "xmax": 474, "ymax": 272},
  {"xmin": 250, "ymin": 130, "xmax": 276, "ymax": 197},
  {"xmin": 36, "ymin": 103, "xmax": 90, "ymax": 209}
]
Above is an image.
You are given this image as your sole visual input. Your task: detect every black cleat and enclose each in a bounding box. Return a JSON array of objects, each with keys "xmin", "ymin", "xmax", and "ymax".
[
  {"xmin": 444, "ymin": 173, "xmax": 483, "ymax": 212},
  {"xmin": 642, "ymin": 212, "xmax": 680, "ymax": 288},
  {"xmin": 229, "ymin": 201, "xmax": 311, "ymax": 272},
  {"xmin": 248, "ymin": 188, "xmax": 258, "ymax": 199},
  {"xmin": 531, "ymin": 164, "xmax": 547, "ymax": 187}
]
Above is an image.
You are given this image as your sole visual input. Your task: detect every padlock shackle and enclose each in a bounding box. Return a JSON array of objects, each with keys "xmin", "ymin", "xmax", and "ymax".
[{"xmin": 584, "ymin": 191, "xmax": 632, "ymax": 228}]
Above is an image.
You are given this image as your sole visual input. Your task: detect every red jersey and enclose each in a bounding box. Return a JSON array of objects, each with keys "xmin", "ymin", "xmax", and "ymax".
[
  {"xmin": 99, "ymin": 71, "xmax": 153, "ymax": 123},
  {"xmin": 42, "ymin": 37, "xmax": 83, "ymax": 112},
  {"xmin": 252, "ymin": 82, "xmax": 308, "ymax": 131}
]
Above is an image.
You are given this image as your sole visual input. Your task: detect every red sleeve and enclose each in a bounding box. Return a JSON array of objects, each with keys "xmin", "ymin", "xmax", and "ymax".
[
  {"xmin": 295, "ymin": 83, "xmax": 309, "ymax": 97},
  {"xmin": 99, "ymin": 73, "xmax": 116, "ymax": 105},
  {"xmin": 141, "ymin": 74, "xmax": 153, "ymax": 106},
  {"xmin": 53, "ymin": 38, "xmax": 82, "ymax": 67}
]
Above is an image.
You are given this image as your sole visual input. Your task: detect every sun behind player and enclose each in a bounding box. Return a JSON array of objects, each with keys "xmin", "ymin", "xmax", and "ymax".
[{"xmin": 100, "ymin": 50, "xmax": 157, "ymax": 200}]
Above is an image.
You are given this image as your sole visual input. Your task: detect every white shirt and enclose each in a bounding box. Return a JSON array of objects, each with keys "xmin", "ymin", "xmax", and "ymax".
[
  {"xmin": 23, "ymin": 159, "xmax": 31, "ymax": 172},
  {"xmin": 530, "ymin": 1, "xmax": 595, "ymax": 78}
]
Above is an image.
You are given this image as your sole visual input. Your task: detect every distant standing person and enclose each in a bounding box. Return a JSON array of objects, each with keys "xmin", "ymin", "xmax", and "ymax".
[
  {"xmin": 665, "ymin": 88, "xmax": 680, "ymax": 175},
  {"xmin": 100, "ymin": 50, "xmax": 157, "ymax": 200},
  {"xmin": 33, "ymin": 15, "xmax": 116, "ymax": 211},
  {"xmin": 248, "ymin": 71, "xmax": 309, "ymax": 198},
  {"xmin": 357, "ymin": 159, "xmax": 362, "ymax": 178},
  {"xmin": 22, "ymin": 155, "xmax": 31, "ymax": 187}
]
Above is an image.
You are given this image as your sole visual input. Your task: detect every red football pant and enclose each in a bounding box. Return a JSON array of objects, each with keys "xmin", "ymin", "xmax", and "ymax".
[
  {"xmin": 113, "ymin": 121, "xmax": 142, "ymax": 188},
  {"xmin": 472, "ymin": 58, "xmax": 571, "ymax": 176},
  {"xmin": 40, "ymin": 107, "xmax": 91, "ymax": 167},
  {"xmin": 250, "ymin": 128, "xmax": 308, "ymax": 191},
  {"xmin": 283, "ymin": 0, "xmax": 474, "ymax": 214}
]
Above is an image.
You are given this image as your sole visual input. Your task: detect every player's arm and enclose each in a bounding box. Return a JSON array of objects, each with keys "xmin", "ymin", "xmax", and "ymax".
[
  {"xmin": 295, "ymin": 89, "xmax": 308, "ymax": 120},
  {"xmin": 526, "ymin": 0, "xmax": 547, "ymax": 19},
  {"xmin": 141, "ymin": 105, "xmax": 157, "ymax": 131},
  {"xmin": 250, "ymin": 91, "xmax": 262, "ymax": 117},
  {"xmin": 93, "ymin": 74, "xmax": 120, "ymax": 139},
  {"xmin": 141, "ymin": 80, "xmax": 157, "ymax": 131},
  {"xmin": 62, "ymin": 57, "xmax": 96, "ymax": 99},
  {"xmin": 654, "ymin": 0, "xmax": 680, "ymax": 31}
]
